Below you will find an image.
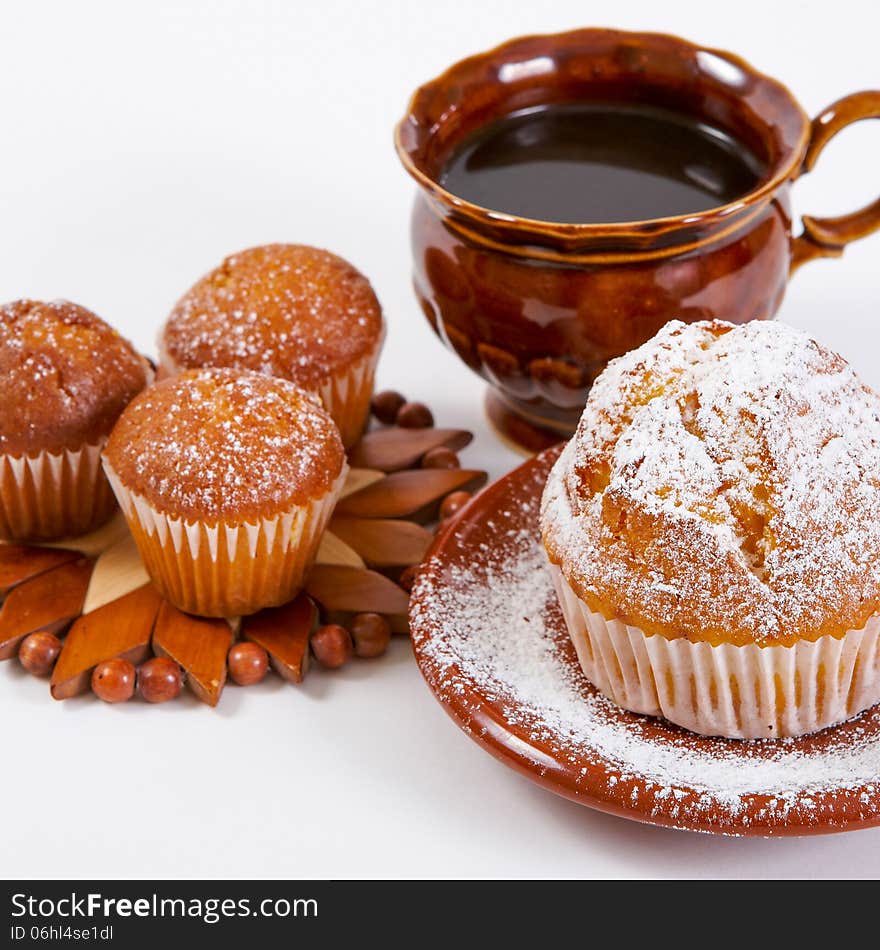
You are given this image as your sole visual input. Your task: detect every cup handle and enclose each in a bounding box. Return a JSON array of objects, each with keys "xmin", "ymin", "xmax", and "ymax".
[{"xmin": 790, "ymin": 90, "xmax": 880, "ymax": 273}]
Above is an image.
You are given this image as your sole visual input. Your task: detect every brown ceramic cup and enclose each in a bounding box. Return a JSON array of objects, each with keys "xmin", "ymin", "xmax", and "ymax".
[{"xmin": 395, "ymin": 28, "xmax": 880, "ymax": 452}]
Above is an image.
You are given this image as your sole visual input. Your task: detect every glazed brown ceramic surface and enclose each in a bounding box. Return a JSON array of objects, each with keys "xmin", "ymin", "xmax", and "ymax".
[
  {"xmin": 396, "ymin": 29, "xmax": 880, "ymax": 448},
  {"xmin": 410, "ymin": 446, "xmax": 880, "ymax": 836}
]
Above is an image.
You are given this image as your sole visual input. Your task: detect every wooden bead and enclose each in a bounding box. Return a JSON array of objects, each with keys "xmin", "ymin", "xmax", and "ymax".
[
  {"xmin": 440, "ymin": 490, "xmax": 471, "ymax": 521},
  {"xmin": 398, "ymin": 565, "xmax": 418, "ymax": 593},
  {"xmin": 310, "ymin": 624, "xmax": 353, "ymax": 669},
  {"xmin": 396, "ymin": 401, "xmax": 434, "ymax": 429},
  {"xmin": 138, "ymin": 657, "xmax": 183, "ymax": 703},
  {"xmin": 227, "ymin": 642, "xmax": 269, "ymax": 686},
  {"xmin": 371, "ymin": 390, "xmax": 406, "ymax": 425},
  {"xmin": 421, "ymin": 447, "xmax": 460, "ymax": 469},
  {"xmin": 91, "ymin": 658, "xmax": 136, "ymax": 703},
  {"xmin": 18, "ymin": 632, "xmax": 62, "ymax": 676},
  {"xmin": 350, "ymin": 613, "xmax": 391, "ymax": 659}
]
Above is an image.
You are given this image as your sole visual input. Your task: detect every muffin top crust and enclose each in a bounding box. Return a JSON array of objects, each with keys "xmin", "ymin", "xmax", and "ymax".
[
  {"xmin": 541, "ymin": 319, "xmax": 880, "ymax": 646},
  {"xmin": 103, "ymin": 367, "xmax": 346, "ymax": 523},
  {"xmin": 0, "ymin": 299, "xmax": 149, "ymax": 456},
  {"xmin": 160, "ymin": 244, "xmax": 383, "ymax": 387}
]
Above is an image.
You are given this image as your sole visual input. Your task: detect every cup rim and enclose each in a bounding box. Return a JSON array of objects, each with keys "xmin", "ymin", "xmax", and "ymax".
[{"xmin": 394, "ymin": 28, "xmax": 811, "ymax": 239}]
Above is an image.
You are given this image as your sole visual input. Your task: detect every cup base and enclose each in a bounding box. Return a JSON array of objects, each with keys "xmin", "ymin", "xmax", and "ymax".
[{"xmin": 484, "ymin": 391, "xmax": 570, "ymax": 456}]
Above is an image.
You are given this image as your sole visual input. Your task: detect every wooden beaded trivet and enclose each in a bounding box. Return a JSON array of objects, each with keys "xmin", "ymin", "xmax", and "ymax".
[{"xmin": 0, "ymin": 392, "xmax": 488, "ymax": 707}]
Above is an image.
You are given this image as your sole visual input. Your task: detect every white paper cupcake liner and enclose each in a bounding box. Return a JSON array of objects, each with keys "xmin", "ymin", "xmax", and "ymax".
[
  {"xmin": 315, "ymin": 337, "xmax": 383, "ymax": 448},
  {"xmin": 104, "ymin": 461, "xmax": 348, "ymax": 617},
  {"xmin": 550, "ymin": 564, "xmax": 880, "ymax": 739},
  {"xmin": 0, "ymin": 441, "xmax": 117, "ymax": 541}
]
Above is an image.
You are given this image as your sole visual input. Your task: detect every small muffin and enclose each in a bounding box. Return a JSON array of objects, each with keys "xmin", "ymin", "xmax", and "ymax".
[
  {"xmin": 0, "ymin": 299, "xmax": 150, "ymax": 541},
  {"xmin": 103, "ymin": 367, "xmax": 346, "ymax": 617},
  {"xmin": 159, "ymin": 244, "xmax": 384, "ymax": 447},
  {"xmin": 541, "ymin": 319, "xmax": 880, "ymax": 739}
]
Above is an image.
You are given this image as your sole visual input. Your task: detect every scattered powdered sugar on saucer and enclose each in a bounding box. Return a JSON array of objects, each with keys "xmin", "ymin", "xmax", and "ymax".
[{"xmin": 412, "ymin": 467, "xmax": 880, "ymax": 832}]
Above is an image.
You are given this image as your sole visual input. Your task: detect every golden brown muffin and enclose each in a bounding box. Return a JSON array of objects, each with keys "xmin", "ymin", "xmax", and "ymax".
[
  {"xmin": 541, "ymin": 319, "xmax": 880, "ymax": 739},
  {"xmin": 0, "ymin": 299, "xmax": 150, "ymax": 540},
  {"xmin": 103, "ymin": 367, "xmax": 347, "ymax": 617},
  {"xmin": 159, "ymin": 244, "xmax": 384, "ymax": 446}
]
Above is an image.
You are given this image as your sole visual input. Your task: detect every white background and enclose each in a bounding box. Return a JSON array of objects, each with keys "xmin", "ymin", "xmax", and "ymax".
[{"xmin": 1, "ymin": 0, "xmax": 878, "ymax": 880}]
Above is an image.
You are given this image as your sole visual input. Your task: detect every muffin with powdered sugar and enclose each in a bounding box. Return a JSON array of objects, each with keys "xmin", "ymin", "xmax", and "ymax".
[{"xmin": 541, "ymin": 319, "xmax": 880, "ymax": 739}]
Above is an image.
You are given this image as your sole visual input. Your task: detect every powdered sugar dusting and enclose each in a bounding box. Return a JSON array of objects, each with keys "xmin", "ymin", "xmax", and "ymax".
[
  {"xmin": 161, "ymin": 244, "xmax": 383, "ymax": 388},
  {"xmin": 412, "ymin": 459, "xmax": 880, "ymax": 833},
  {"xmin": 542, "ymin": 320, "xmax": 880, "ymax": 643},
  {"xmin": 104, "ymin": 367, "xmax": 345, "ymax": 523}
]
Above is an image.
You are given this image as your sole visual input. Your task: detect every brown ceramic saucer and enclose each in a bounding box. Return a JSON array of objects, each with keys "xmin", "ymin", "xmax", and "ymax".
[{"xmin": 409, "ymin": 446, "xmax": 880, "ymax": 837}]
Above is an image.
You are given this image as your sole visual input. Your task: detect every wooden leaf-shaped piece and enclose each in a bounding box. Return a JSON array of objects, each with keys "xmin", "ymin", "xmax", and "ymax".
[
  {"xmin": 83, "ymin": 533, "xmax": 151, "ymax": 615},
  {"xmin": 348, "ymin": 427, "xmax": 472, "ymax": 472},
  {"xmin": 334, "ymin": 469, "xmax": 487, "ymax": 521},
  {"xmin": 306, "ymin": 565, "xmax": 410, "ymax": 632},
  {"xmin": 0, "ymin": 558, "xmax": 93, "ymax": 660},
  {"xmin": 152, "ymin": 601, "xmax": 232, "ymax": 707},
  {"xmin": 242, "ymin": 592, "xmax": 316, "ymax": 684},
  {"xmin": 315, "ymin": 531, "xmax": 365, "ymax": 568},
  {"xmin": 0, "ymin": 545, "xmax": 79, "ymax": 597},
  {"xmin": 45, "ymin": 511, "xmax": 130, "ymax": 559},
  {"xmin": 339, "ymin": 468, "xmax": 384, "ymax": 500},
  {"xmin": 50, "ymin": 584, "xmax": 161, "ymax": 699},
  {"xmin": 329, "ymin": 516, "xmax": 432, "ymax": 568}
]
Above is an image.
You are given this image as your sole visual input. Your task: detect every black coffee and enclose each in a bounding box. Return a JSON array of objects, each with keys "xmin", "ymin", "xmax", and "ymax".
[{"xmin": 439, "ymin": 102, "xmax": 766, "ymax": 224}]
